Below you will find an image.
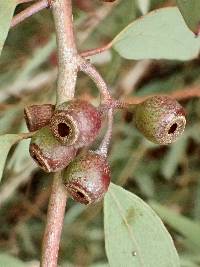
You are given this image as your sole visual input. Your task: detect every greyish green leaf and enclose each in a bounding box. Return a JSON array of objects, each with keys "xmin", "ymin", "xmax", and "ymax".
[
  {"xmin": 112, "ymin": 7, "xmax": 200, "ymax": 60},
  {"xmin": 0, "ymin": 134, "xmax": 24, "ymax": 183},
  {"xmin": 0, "ymin": 253, "xmax": 26, "ymax": 267},
  {"xmin": 0, "ymin": 0, "xmax": 17, "ymax": 56},
  {"xmin": 89, "ymin": 263, "xmax": 109, "ymax": 267},
  {"xmin": 180, "ymin": 257, "xmax": 200, "ymax": 267},
  {"xmin": 176, "ymin": 0, "xmax": 200, "ymax": 34},
  {"xmin": 136, "ymin": 0, "xmax": 150, "ymax": 15},
  {"xmin": 150, "ymin": 201, "xmax": 200, "ymax": 249},
  {"xmin": 104, "ymin": 183, "xmax": 180, "ymax": 267},
  {"xmin": 161, "ymin": 135, "xmax": 188, "ymax": 180},
  {"xmin": 82, "ymin": 0, "xmax": 137, "ymax": 49}
]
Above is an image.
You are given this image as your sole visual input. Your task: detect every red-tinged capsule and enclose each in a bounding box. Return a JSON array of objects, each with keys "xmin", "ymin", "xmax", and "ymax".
[
  {"xmin": 29, "ymin": 127, "xmax": 77, "ymax": 172},
  {"xmin": 63, "ymin": 151, "xmax": 111, "ymax": 205},
  {"xmin": 50, "ymin": 100, "xmax": 102, "ymax": 148},
  {"xmin": 24, "ymin": 104, "xmax": 55, "ymax": 132}
]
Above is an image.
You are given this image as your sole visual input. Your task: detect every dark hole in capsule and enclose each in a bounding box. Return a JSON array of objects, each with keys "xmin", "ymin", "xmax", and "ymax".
[
  {"xmin": 168, "ymin": 123, "xmax": 178, "ymax": 134},
  {"xmin": 75, "ymin": 191, "xmax": 89, "ymax": 204},
  {"xmin": 76, "ymin": 191, "xmax": 85, "ymax": 199},
  {"xmin": 58, "ymin": 123, "xmax": 70, "ymax": 137}
]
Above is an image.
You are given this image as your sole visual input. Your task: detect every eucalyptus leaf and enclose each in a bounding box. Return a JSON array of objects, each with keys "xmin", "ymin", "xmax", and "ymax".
[
  {"xmin": 0, "ymin": 106, "xmax": 22, "ymax": 135},
  {"xmin": 0, "ymin": 134, "xmax": 24, "ymax": 183},
  {"xmin": 16, "ymin": 35, "xmax": 56, "ymax": 82},
  {"xmin": 150, "ymin": 201, "xmax": 200, "ymax": 249},
  {"xmin": 83, "ymin": 0, "xmax": 137, "ymax": 48},
  {"xmin": 17, "ymin": 223, "xmax": 36, "ymax": 255},
  {"xmin": 113, "ymin": 7, "xmax": 200, "ymax": 60},
  {"xmin": 0, "ymin": 253, "xmax": 26, "ymax": 267},
  {"xmin": 7, "ymin": 124, "xmax": 31, "ymax": 173},
  {"xmin": 193, "ymin": 179, "xmax": 200, "ymax": 221},
  {"xmin": 104, "ymin": 183, "xmax": 180, "ymax": 267},
  {"xmin": 180, "ymin": 258, "xmax": 199, "ymax": 267},
  {"xmin": 0, "ymin": 0, "xmax": 16, "ymax": 56},
  {"xmin": 89, "ymin": 264, "xmax": 109, "ymax": 267},
  {"xmin": 161, "ymin": 135, "xmax": 188, "ymax": 180},
  {"xmin": 134, "ymin": 172, "xmax": 155, "ymax": 198},
  {"xmin": 136, "ymin": 0, "xmax": 150, "ymax": 15},
  {"xmin": 176, "ymin": 0, "xmax": 200, "ymax": 34}
]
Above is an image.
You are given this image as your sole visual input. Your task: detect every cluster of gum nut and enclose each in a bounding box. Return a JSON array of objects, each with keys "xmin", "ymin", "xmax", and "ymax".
[{"xmin": 24, "ymin": 96, "xmax": 186, "ymax": 205}]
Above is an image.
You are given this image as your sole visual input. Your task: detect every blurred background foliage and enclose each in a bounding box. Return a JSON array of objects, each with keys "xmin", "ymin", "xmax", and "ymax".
[{"xmin": 0, "ymin": 0, "xmax": 200, "ymax": 266}]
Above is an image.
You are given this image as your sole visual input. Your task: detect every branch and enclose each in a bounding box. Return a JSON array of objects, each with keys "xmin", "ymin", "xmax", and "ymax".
[
  {"xmin": 52, "ymin": 0, "xmax": 78, "ymax": 106},
  {"xmin": 0, "ymin": 163, "xmax": 35, "ymax": 208},
  {"xmin": 41, "ymin": 172, "xmax": 67, "ymax": 267},
  {"xmin": 11, "ymin": 0, "xmax": 49, "ymax": 28},
  {"xmin": 78, "ymin": 57, "xmax": 111, "ymax": 102},
  {"xmin": 125, "ymin": 85, "xmax": 200, "ymax": 104},
  {"xmin": 170, "ymin": 86, "xmax": 200, "ymax": 100},
  {"xmin": 80, "ymin": 84, "xmax": 200, "ymax": 112},
  {"xmin": 80, "ymin": 42, "xmax": 112, "ymax": 58},
  {"xmin": 20, "ymin": 131, "xmax": 36, "ymax": 139},
  {"xmin": 17, "ymin": 0, "xmax": 36, "ymax": 4},
  {"xmin": 96, "ymin": 108, "xmax": 113, "ymax": 156},
  {"xmin": 41, "ymin": 1, "xmax": 78, "ymax": 266}
]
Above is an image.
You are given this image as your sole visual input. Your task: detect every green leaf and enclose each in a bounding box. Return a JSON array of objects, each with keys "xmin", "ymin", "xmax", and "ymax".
[
  {"xmin": 0, "ymin": 106, "xmax": 22, "ymax": 135},
  {"xmin": 176, "ymin": 0, "xmax": 200, "ymax": 34},
  {"xmin": 134, "ymin": 171, "xmax": 155, "ymax": 198},
  {"xmin": 113, "ymin": 7, "xmax": 200, "ymax": 60},
  {"xmin": 0, "ymin": 134, "xmax": 24, "ymax": 183},
  {"xmin": 150, "ymin": 201, "xmax": 200, "ymax": 249},
  {"xmin": 180, "ymin": 258, "xmax": 199, "ymax": 267},
  {"xmin": 83, "ymin": 0, "xmax": 137, "ymax": 49},
  {"xmin": 104, "ymin": 183, "xmax": 180, "ymax": 267},
  {"xmin": 16, "ymin": 35, "xmax": 56, "ymax": 82},
  {"xmin": 161, "ymin": 135, "xmax": 188, "ymax": 180},
  {"xmin": 17, "ymin": 223, "xmax": 36, "ymax": 255},
  {"xmin": 0, "ymin": 35, "xmax": 56, "ymax": 102},
  {"xmin": 136, "ymin": 0, "xmax": 150, "ymax": 15},
  {"xmin": 0, "ymin": 253, "xmax": 26, "ymax": 267},
  {"xmin": 0, "ymin": 0, "xmax": 17, "ymax": 57},
  {"xmin": 89, "ymin": 263, "xmax": 109, "ymax": 267},
  {"xmin": 7, "ymin": 123, "xmax": 31, "ymax": 173}
]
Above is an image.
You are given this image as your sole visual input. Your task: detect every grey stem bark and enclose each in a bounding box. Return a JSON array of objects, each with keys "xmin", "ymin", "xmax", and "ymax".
[
  {"xmin": 52, "ymin": 0, "xmax": 78, "ymax": 106},
  {"xmin": 41, "ymin": 172, "xmax": 67, "ymax": 267},
  {"xmin": 41, "ymin": 1, "xmax": 78, "ymax": 266}
]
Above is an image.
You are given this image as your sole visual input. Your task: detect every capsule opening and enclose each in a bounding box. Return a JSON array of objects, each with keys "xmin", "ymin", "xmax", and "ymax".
[
  {"xmin": 58, "ymin": 123, "xmax": 71, "ymax": 137},
  {"xmin": 168, "ymin": 123, "xmax": 177, "ymax": 134},
  {"xmin": 75, "ymin": 190, "xmax": 89, "ymax": 204},
  {"xmin": 76, "ymin": 191, "xmax": 85, "ymax": 198}
]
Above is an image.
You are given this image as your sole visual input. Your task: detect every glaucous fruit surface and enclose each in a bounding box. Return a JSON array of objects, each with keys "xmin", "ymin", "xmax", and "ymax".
[
  {"xmin": 30, "ymin": 127, "xmax": 77, "ymax": 172},
  {"xmin": 24, "ymin": 104, "xmax": 55, "ymax": 132},
  {"xmin": 50, "ymin": 100, "xmax": 102, "ymax": 148},
  {"xmin": 133, "ymin": 95, "xmax": 186, "ymax": 145},
  {"xmin": 63, "ymin": 151, "xmax": 111, "ymax": 205}
]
